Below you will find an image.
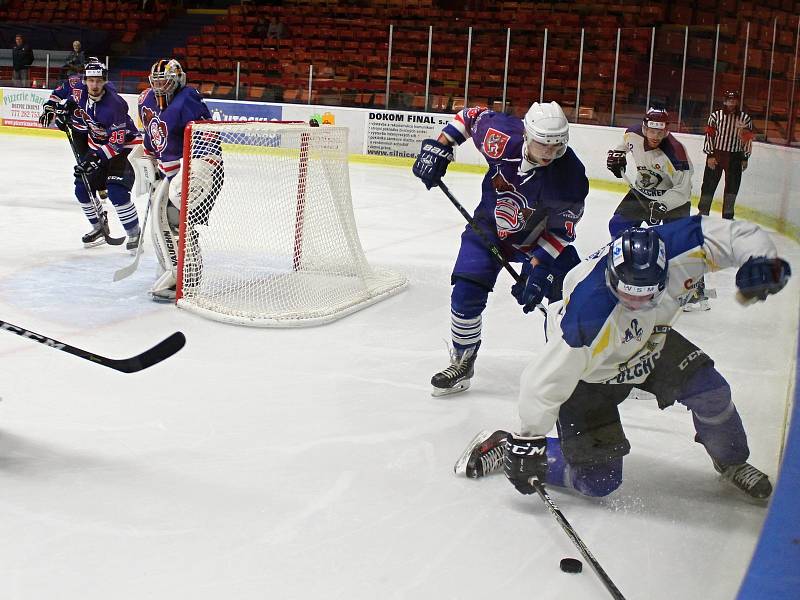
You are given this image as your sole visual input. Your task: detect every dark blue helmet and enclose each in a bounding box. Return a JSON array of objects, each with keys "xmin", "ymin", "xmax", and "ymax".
[{"xmin": 606, "ymin": 228, "xmax": 668, "ymax": 310}]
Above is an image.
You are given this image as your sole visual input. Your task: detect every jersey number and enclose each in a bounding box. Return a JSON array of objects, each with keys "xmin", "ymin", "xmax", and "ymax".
[
  {"xmin": 109, "ymin": 130, "xmax": 126, "ymax": 145},
  {"xmin": 564, "ymin": 220, "xmax": 575, "ymax": 238}
]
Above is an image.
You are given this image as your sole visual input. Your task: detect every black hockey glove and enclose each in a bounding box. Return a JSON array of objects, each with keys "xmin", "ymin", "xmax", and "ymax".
[
  {"xmin": 54, "ymin": 98, "xmax": 78, "ymax": 132},
  {"xmin": 735, "ymin": 257, "xmax": 791, "ymax": 301},
  {"xmin": 412, "ymin": 138, "xmax": 454, "ymax": 190},
  {"xmin": 648, "ymin": 201, "xmax": 668, "ymax": 225},
  {"xmin": 504, "ymin": 433, "xmax": 547, "ymax": 495},
  {"xmin": 38, "ymin": 100, "xmax": 58, "ymax": 128},
  {"xmin": 74, "ymin": 152, "xmax": 103, "ymax": 176},
  {"xmin": 606, "ymin": 150, "xmax": 626, "ymax": 178},
  {"xmin": 511, "ymin": 261, "xmax": 553, "ymax": 314}
]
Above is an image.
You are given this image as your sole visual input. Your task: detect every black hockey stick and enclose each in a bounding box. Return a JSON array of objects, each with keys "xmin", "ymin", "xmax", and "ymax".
[
  {"xmin": 0, "ymin": 319, "xmax": 185, "ymax": 373},
  {"xmin": 529, "ymin": 477, "xmax": 626, "ymax": 600},
  {"xmin": 437, "ymin": 181, "xmax": 546, "ymax": 316},
  {"xmin": 64, "ymin": 126, "xmax": 125, "ymax": 246}
]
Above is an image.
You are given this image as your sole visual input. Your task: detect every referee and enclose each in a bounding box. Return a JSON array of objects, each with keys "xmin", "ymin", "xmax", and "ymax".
[{"xmin": 698, "ymin": 90, "xmax": 754, "ymax": 220}]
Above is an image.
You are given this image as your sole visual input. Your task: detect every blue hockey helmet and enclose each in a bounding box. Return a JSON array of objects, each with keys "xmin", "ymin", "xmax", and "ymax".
[{"xmin": 606, "ymin": 228, "xmax": 668, "ymax": 310}]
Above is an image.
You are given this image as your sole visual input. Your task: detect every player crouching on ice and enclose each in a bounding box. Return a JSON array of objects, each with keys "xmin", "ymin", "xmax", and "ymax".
[
  {"xmin": 130, "ymin": 58, "xmax": 222, "ymax": 302},
  {"xmin": 412, "ymin": 102, "xmax": 588, "ymax": 397},
  {"xmin": 456, "ymin": 216, "xmax": 791, "ymax": 502},
  {"xmin": 39, "ymin": 59, "xmax": 142, "ymax": 250}
]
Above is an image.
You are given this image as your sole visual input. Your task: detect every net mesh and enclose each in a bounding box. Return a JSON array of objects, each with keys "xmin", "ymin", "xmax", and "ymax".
[{"xmin": 177, "ymin": 121, "xmax": 406, "ymax": 326}]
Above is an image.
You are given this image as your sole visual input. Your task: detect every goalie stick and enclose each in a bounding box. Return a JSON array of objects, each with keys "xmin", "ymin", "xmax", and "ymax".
[
  {"xmin": 113, "ymin": 178, "xmax": 161, "ymax": 282},
  {"xmin": 65, "ymin": 126, "xmax": 125, "ymax": 246},
  {"xmin": 437, "ymin": 181, "xmax": 546, "ymax": 317},
  {"xmin": 0, "ymin": 319, "xmax": 185, "ymax": 373}
]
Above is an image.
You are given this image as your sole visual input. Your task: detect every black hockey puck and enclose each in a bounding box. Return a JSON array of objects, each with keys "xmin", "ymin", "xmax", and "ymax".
[{"xmin": 560, "ymin": 558, "xmax": 583, "ymax": 573}]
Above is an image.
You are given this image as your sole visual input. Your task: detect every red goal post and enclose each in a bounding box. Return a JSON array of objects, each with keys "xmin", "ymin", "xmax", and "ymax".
[{"xmin": 174, "ymin": 119, "xmax": 407, "ymax": 327}]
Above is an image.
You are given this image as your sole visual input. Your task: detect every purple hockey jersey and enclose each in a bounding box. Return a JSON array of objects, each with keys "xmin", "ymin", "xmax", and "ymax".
[
  {"xmin": 442, "ymin": 107, "xmax": 588, "ymax": 265},
  {"xmin": 49, "ymin": 76, "xmax": 141, "ymax": 160},
  {"xmin": 137, "ymin": 85, "xmax": 211, "ymax": 179}
]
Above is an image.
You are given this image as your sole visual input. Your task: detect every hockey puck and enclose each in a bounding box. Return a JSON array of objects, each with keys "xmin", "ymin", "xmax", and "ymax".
[{"xmin": 560, "ymin": 558, "xmax": 583, "ymax": 574}]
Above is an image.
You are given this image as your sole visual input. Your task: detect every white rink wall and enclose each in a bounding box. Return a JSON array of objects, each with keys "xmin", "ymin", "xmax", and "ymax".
[{"xmin": 2, "ymin": 86, "xmax": 797, "ymax": 239}]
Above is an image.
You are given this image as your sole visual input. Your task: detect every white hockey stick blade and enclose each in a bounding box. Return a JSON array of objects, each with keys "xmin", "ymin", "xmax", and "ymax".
[{"xmin": 113, "ymin": 189, "xmax": 153, "ymax": 282}]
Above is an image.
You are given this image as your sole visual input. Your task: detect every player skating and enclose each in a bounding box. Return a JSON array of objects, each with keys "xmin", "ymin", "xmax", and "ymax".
[
  {"xmin": 412, "ymin": 102, "xmax": 588, "ymax": 397},
  {"xmin": 131, "ymin": 58, "xmax": 222, "ymax": 302},
  {"xmin": 39, "ymin": 59, "xmax": 142, "ymax": 250},
  {"xmin": 457, "ymin": 216, "xmax": 790, "ymax": 502}
]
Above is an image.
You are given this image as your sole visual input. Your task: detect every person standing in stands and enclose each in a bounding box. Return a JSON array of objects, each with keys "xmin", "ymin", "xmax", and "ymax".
[
  {"xmin": 698, "ymin": 90, "xmax": 754, "ymax": 220},
  {"xmin": 62, "ymin": 40, "xmax": 86, "ymax": 78},
  {"xmin": 12, "ymin": 33, "xmax": 35, "ymax": 88}
]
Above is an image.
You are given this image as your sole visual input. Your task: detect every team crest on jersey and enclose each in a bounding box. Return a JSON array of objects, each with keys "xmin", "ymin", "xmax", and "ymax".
[
  {"xmin": 483, "ymin": 128, "xmax": 510, "ymax": 159},
  {"xmin": 621, "ymin": 319, "xmax": 644, "ymax": 344},
  {"xmin": 141, "ymin": 105, "xmax": 169, "ymax": 153},
  {"xmin": 638, "ymin": 170, "xmax": 663, "ymax": 189}
]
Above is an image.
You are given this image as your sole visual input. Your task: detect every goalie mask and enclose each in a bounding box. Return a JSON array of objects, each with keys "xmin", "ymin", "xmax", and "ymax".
[
  {"xmin": 149, "ymin": 58, "xmax": 186, "ymax": 109},
  {"xmin": 522, "ymin": 101, "xmax": 569, "ymax": 168},
  {"xmin": 606, "ymin": 228, "xmax": 668, "ymax": 311}
]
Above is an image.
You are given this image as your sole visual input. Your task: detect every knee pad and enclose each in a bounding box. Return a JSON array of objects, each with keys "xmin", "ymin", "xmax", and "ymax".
[
  {"xmin": 106, "ymin": 182, "xmax": 131, "ymax": 207},
  {"xmin": 678, "ymin": 365, "xmax": 731, "ymax": 416},
  {"xmin": 451, "ymin": 277, "xmax": 490, "ymax": 319},
  {"xmin": 74, "ymin": 181, "xmax": 92, "ymax": 204},
  {"xmin": 569, "ymin": 460, "xmax": 624, "ymax": 497}
]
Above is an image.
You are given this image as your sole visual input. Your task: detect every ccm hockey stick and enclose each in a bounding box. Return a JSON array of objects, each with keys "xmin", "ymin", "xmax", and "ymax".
[
  {"xmin": 64, "ymin": 126, "xmax": 125, "ymax": 246},
  {"xmin": 437, "ymin": 181, "xmax": 546, "ymax": 316},
  {"xmin": 0, "ymin": 319, "xmax": 185, "ymax": 373},
  {"xmin": 529, "ymin": 477, "xmax": 627, "ymax": 600}
]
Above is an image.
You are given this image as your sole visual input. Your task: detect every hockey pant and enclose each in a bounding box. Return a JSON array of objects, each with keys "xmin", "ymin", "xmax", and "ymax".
[
  {"xmin": 544, "ymin": 331, "xmax": 748, "ymax": 496},
  {"xmin": 74, "ymin": 153, "xmax": 139, "ymax": 234},
  {"xmin": 450, "ymin": 222, "xmax": 580, "ymax": 351},
  {"xmin": 698, "ymin": 151, "xmax": 745, "ymax": 219},
  {"xmin": 608, "ymin": 190, "xmax": 690, "ymax": 238}
]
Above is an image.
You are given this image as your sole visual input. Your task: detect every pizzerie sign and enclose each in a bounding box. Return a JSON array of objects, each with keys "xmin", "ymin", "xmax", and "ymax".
[{"xmin": 0, "ymin": 88, "xmax": 51, "ymax": 127}]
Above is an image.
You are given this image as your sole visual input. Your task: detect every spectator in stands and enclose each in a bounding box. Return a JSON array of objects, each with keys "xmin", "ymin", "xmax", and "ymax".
[
  {"xmin": 12, "ymin": 33, "xmax": 34, "ymax": 88},
  {"xmin": 267, "ymin": 17, "xmax": 285, "ymax": 40},
  {"xmin": 62, "ymin": 40, "xmax": 86, "ymax": 78}
]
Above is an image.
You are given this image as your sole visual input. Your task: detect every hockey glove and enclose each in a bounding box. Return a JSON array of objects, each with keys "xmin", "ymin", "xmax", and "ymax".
[
  {"xmin": 504, "ymin": 433, "xmax": 547, "ymax": 495},
  {"xmin": 511, "ymin": 261, "xmax": 553, "ymax": 314},
  {"xmin": 412, "ymin": 138, "xmax": 454, "ymax": 190},
  {"xmin": 54, "ymin": 98, "xmax": 78, "ymax": 132},
  {"xmin": 38, "ymin": 100, "xmax": 57, "ymax": 128},
  {"xmin": 74, "ymin": 152, "xmax": 103, "ymax": 176},
  {"xmin": 648, "ymin": 201, "xmax": 668, "ymax": 225},
  {"xmin": 606, "ymin": 150, "xmax": 626, "ymax": 178},
  {"xmin": 735, "ymin": 257, "xmax": 791, "ymax": 302}
]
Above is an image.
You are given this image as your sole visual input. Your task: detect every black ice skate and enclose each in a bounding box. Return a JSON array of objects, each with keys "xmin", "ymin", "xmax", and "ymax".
[
  {"xmin": 431, "ymin": 344, "xmax": 478, "ymax": 397},
  {"xmin": 454, "ymin": 429, "xmax": 508, "ymax": 477},
  {"xmin": 82, "ymin": 213, "xmax": 111, "ymax": 248},
  {"xmin": 712, "ymin": 458, "xmax": 772, "ymax": 501}
]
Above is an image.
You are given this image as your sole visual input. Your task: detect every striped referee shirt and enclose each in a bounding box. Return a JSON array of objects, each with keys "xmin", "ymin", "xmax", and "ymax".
[{"xmin": 703, "ymin": 109, "xmax": 754, "ymax": 159}]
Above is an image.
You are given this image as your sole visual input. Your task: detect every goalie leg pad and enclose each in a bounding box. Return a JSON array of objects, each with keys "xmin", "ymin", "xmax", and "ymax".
[
  {"xmin": 149, "ymin": 178, "xmax": 176, "ymax": 275},
  {"xmin": 128, "ymin": 144, "xmax": 159, "ymax": 196}
]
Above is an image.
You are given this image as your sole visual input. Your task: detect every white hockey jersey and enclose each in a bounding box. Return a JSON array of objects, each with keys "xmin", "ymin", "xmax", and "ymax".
[
  {"xmin": 612, "ymin": 125, "xmax": 693, "ymax": 211},
  {"xmin": 518, "ymin": 216, "xmax": 778, "ymax": 436}
]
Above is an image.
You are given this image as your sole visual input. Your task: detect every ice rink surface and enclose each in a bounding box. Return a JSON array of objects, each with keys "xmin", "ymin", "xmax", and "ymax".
[{"xmin": 0, "ymin": 133, "xmax": 798, "ymax": 600}]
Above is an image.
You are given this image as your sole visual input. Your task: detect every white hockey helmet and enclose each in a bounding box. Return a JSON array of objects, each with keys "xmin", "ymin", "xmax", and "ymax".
[
  {"xmin": 149, "ymin": 58, "xmax": 186, "ymax": 107},
  {"xmin": 522, "ymin": 101, "xmax": 569, "ymax": 165}
]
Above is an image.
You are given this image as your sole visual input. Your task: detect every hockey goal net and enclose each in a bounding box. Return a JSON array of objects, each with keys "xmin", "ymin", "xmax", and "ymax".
[{"xmin": 175, "ymin": 120, "xmax": 407, "ymax": 326}]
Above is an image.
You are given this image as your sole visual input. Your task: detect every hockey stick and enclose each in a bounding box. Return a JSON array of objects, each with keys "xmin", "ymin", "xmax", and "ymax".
[
  {"xmin": 112, "ymin": 178, "xmax": 160, "ymax": 282},
  {"xmin": 0, "ymin": 319, "xmax": 185, "ymax": 373},
  {"xmin": 437, "ymin": 181, "xmax": 546, "ymax": 316},
  {"xmin": 64, "ymin": 126, "xmax": 125, "ymax": 246},
  {"xmin": 529, "ymin": 477, "xmax": 627, "ymax": 600},
  {"xmin": 620, "ymin": 170, "xmax": 661, "ymax": 225}
]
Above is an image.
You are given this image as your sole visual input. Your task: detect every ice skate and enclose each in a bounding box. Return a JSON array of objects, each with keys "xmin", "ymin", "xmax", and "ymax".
[
  {"xmin": 431, "ymin": 344, "xmax": 478, "ymax": 397},
  {"xmin": 712, "ymin": 458, "xmax": 772, "ymax": 501},
  {"xmin": 126, "ymin": 228, "xmax": 141, "ymax": 254},
  {"xmin": 454, "ymin": 429, "xmax": 508, "ymax": 477},
  {"xmin": 82, "ymin": 213, "xmax": 110, "ymax": 248}
]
